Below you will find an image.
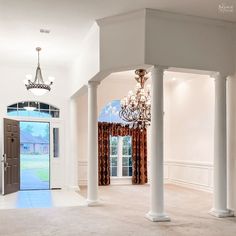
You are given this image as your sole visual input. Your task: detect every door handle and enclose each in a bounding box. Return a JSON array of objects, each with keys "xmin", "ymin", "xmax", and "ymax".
[
  {"xmin": 2, "ymin": 154, "xmax": 8, "ymax": 170},
  {"xmin": 4, "ymin": 162, "xmax": 9, "ymax": 172},
  {"xmin": 2, "ymin": 154, "xmax": 9, "ymax": 171}
]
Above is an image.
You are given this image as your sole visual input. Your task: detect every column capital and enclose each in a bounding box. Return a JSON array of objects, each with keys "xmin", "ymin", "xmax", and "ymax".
[
  {"xmin": 210, "ymin": 72, "xmax": 220, "ymax": 78},
  {"xmin": 88, "ymin": 81, "xmax": 100, "ymax": 88},
  {"xmin": 152, "ymin": 65, "xmax": 169, "ymax": 73},
  {"xmin": 210, "ymin": 72, "xmax": 228, "ymax": 81}
]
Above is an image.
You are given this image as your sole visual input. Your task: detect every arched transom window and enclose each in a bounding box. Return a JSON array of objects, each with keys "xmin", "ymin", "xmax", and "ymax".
[
  {"xmin": 7, "ymin": 101, "xmax": 60, "ymax": 118},
  {"xmin": 98, "ymin": 100, "xmax": 126, "ymax": 124}
]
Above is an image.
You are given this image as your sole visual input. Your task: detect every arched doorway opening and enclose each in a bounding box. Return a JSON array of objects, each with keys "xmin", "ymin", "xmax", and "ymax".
[
  {"xmin": 98, "ymin": 99, "xmax": 147, "ymax": 185},
  {"xmin": 98, "ymin": 100, "xmax": 132, "ymax": 181}
]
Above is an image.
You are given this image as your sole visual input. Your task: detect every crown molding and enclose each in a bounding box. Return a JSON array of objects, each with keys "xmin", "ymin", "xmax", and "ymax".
[
  {"xmin": 96, "ymin": 8, "xmax": 146, "ymax": 27},
  {"xmin": 146, "ymin": 8, "xmax": 236, "ymax": 29}
]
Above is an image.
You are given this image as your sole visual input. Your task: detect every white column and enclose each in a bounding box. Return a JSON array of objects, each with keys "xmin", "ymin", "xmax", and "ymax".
[
  {"xmin": 210, "ymin": 72, "xmax": 234, "ymax": 217},
  {"xmin": 227, "ymin": 76, "xmax": 236, "ymax": 212},
  {"xmin": 87, "ymin": 81, "xmax": 100, "ymax": 205},
  {"xmin": 146, "ymin": 65, "xmax": 170, "ymax": 222}
]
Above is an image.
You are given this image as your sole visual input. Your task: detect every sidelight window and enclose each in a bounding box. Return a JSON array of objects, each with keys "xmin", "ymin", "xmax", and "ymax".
[{"xmin": 53, "ymin": 128, "xmax": 60, "ymax": 158}]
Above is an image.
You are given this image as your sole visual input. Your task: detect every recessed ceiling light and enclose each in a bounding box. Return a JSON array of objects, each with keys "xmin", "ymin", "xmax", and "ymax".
[{"xmin": 40, "ymin": 29, "xmax": 50, "ymax": 34}]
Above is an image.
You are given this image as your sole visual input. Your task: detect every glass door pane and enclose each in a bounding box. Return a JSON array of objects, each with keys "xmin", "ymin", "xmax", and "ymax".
[
  {"xmin": 110, "ymin": 136, "xmax": 118, "ymax": 177},
  {"xmin": 20, "ymin": 121, "xmax": 50, "ymax": 190},
  {"xmin": 122, "ymin": 136, "xmax": 132, "ymax": 177}
]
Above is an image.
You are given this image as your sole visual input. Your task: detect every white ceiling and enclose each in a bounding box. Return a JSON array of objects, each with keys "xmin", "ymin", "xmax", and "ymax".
[{"xmin": 0, "ymin": 0, "xmax": 235, "ymax": 67}]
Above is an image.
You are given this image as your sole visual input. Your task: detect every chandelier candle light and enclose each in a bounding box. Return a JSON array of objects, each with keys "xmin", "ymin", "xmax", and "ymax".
[
  {"xmin": 24, "ymin": 47, "xmax": 54, "ymax": 96},
  {"xmin": 119, "ymin": 69, "xmax": 151, "ymax": 130}
]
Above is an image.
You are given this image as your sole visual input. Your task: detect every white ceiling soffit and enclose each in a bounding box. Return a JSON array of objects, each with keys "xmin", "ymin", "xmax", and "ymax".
[
  {"xmin": 0, "ymin": 0, "xmax": 235, "ymax": 66},
  {"xmin": 105, "ymin": 69, "xmax": 210, "ymax": 85}
]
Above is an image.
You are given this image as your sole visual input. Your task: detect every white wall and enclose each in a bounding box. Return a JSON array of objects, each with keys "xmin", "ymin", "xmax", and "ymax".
[
  {"xmin": 164, "ymin": 73, "xmax": 214, "ymax": 192},
  {"xmin": 228, "ymin": 29, "xmax": 236, "ymax": 210},
  {"xmin": 70, "ymin": 23, "xmax": 100, "ymax": 96},
  {"xmin": 228, "ymin": 75, "xmax": 236, "ymax": 210},
  {"xmin": 145, "ymin": 9, "xmax": 235, "ymax": 75},
  {"xmin": 0, "ymin": 63, "xmax": 71, "ymax": 191},
  {"xmin": 97, "ymin": 10, "xmax": 146, "ymax": 72}
]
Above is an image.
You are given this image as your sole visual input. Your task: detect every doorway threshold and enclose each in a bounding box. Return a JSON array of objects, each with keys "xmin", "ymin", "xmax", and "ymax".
[{"xmin": 0, "ymin": 190, "xmax": 86, "ymax": 209}]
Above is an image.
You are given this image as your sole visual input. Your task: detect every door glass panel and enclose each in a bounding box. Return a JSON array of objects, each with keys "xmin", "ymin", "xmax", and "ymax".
[
  {"xmin": 53, "ymin": 128, "xmax": 59, "ymax": 158},
  {"xmin": 110, "ymin": 136, "xmax": 118, "ymax": 177},
  {"xmin": 122, "ymin": 136, "xmax": 132, "ymax": 177},
  {"xmin": 122, "ymin": 167, "xmax": 129, "ymax": 176},
  {"xmin": 20, "ymin": 121, "xmax": 50, "ymax": 190},
  {"xmin": 111, "ymin": 167, "xmax": 117, "ymax": 176},
  {"xmin": 122, "ymin": 156, "xmax": 129, "ymax": 166}
]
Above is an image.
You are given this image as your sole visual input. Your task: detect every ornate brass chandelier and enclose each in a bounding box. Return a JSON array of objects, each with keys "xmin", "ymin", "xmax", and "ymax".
[
  {"xmin": 119, "ymin": 69, "xmax": 151, "ymax": 129},
  {"xmin": 24, "ymin": 47, "xmax": 54, "ymax": 96}
]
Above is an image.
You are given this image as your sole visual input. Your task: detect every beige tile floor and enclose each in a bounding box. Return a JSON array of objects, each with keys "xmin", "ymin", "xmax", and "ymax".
[
  {"xmin": 0, "ymin": 184, "xmax": 235, "ymax": 236},
  {"xmin": 0, "ymin": 190, "xmax": 86, "ymax": 209}
]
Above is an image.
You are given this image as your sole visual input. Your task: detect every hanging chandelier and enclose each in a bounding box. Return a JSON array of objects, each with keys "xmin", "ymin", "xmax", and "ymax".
[
  {"xmin": 119, "ymin": 69, "xmax": 151, "ymax": 130},
  {"xmin": 24, "ymin": 47, "xmax": 54, "ymax": 96}
]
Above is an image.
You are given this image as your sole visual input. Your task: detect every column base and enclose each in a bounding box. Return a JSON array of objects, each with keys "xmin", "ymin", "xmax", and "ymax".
[
  {"xmin": 209, "ymin": 208, "xmax": 234, "ymax": 218},
  {"xmin": 145, "ymin": 212, "xmax": 171, "ymax": 222},
  {"xmin": 86, "ymin": 199, "xmax": 101, "ymax": 207}
]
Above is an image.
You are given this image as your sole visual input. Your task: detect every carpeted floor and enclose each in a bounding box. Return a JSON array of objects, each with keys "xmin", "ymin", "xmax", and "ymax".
[{"xmin": 0, "ymin": 184, "xmax": 235, "ymax": 236}]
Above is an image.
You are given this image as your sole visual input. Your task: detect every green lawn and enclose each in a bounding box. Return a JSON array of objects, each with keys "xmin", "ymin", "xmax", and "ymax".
[{"xmin": 20, "ymin": 154, "xmax": 49, "ymax": 181}]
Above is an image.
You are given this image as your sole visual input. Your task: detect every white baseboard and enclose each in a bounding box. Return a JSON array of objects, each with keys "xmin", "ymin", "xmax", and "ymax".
[
  {"xmin": 78, "ymin": 180, "xmax": 87, "ymax": 186},
  {"xmin": 165, "ymin": 178, "xmax": 213, "ymax": 192},
  {"xmin": 69, "ymin": 185, "xmax": 81, "ymax": 191},
  {"xmin": 78, "ymin": 178, "xmax": 132, "ymax": 187},
  {"xmin": 110, "ymin": 177, "xmax": 132, "ymax": 185}
]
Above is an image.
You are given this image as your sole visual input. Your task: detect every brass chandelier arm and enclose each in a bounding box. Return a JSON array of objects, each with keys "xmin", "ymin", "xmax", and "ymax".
[{"xmin": 119, "ymin": 109, "xmax": 140, "ymax": 123}]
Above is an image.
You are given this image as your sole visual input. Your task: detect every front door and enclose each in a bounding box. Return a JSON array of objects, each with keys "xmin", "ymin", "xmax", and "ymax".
[{"xmin": 3, "ymin": 118, "xmax": 20, "ymax": 194}]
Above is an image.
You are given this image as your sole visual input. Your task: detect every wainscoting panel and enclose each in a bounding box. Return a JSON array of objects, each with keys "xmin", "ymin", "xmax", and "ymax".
[
  {"xmin": 164, "ymin": 160, "xmax": 213, "ymax": 192},
  {"xmin": 78, "ymin": 161, "xmax": 87, "ymax": 186},
  {"xmin": 78, "ymin": 160, "xmax": 213, "ymax": 192}
]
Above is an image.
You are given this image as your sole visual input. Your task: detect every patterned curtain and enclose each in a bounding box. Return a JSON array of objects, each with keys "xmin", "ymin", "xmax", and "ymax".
[
  {"xmin": 110, "ymin": 123, "xmax": 131, "ymax": 136},
  {"xmin": 98, "ymin": 122, "xmax": 110, "ymax": 185},
  {"xmin": 131, "ymin": 128, "xmax": 148, "ymax": 184},
  {"xmin": 98, "ymin": 122, "xmax": 148, "ymax": 185}
]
